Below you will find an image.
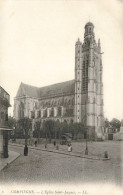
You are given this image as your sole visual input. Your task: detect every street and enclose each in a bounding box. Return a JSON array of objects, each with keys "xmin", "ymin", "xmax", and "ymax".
[{"xmin": 0, "ymin": 141, "xmax": 122, "ymax": 185}]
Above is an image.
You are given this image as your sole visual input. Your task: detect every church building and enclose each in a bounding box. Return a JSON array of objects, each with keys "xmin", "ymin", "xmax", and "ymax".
[{"xmin": 14, "ymin": 22, "xmax": 104, "ymax": 139}]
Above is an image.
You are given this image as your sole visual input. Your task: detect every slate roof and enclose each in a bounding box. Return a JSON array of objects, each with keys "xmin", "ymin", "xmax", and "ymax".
[
  {"xmin": 16, "ymin": 83, "xmax": 40, "ymax": 98},
  {"xmin": 16, "ymin": 80, "xmax": 75, "ymax": 99}
]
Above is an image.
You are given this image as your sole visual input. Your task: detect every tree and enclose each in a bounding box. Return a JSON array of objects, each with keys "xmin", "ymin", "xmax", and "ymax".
[
  {"xmin": 33, "ymin": 121, "xmax": 41, "ymax": 140},
  {"xmin": 54, "ymin": 120, "xmax": 60, "ymax": 139},
  {"xmin": 18, "ymin": 117, "xmax": 32, "ymax": 145},
  {"xmin": 7, "ymin": 117, "xmax": 16, "ymax": 129},
  {"xmin": 110, "ymin": 118, "xmax": 121, "ymax": 130},
  {"xmin": 7, "ymin": 117, "xmax": 16, "ymax": 140},
  {"xmin": 64, "ymin": 108, "xmax": 74, "ymax": 117},
  {"xmin": 60, "ymin": 121, "xmax": 69, "ymax": 136},
  {"xmin": 104, "ymin": 118, "xmax": 110, "ymax": 128},
  {"xmin": 44, "ymin": 120, "xmax": 55, "ymax": 143},
  {"xmin": 69, "ymin": 123, "xmax": 75, "ymax": 140},
  {"xmin": 69, "ymin": 123, "xmax": 84, "ymax": 140}
]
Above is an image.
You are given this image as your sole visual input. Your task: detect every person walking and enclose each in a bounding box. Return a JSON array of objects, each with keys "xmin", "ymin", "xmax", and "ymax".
[
  {"xmin": 68, "ymin": 143, "xmax": 72, "ymax": 152},
  {"xmin": 24, "ymin": 145, "xmax": 28, "ymax": 156},
  {"xmin": 34, "ymin": 140, "xmax": 37, "ymax": 147},
  {"xmin": 53, "ymin": 140, "xmax": 56, "ymax": 147}
]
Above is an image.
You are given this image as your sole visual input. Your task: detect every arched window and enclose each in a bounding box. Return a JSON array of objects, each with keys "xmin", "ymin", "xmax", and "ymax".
[
  {"xmin": 71, "ymin": 119, "xmax": 73, "ymax": 124},
  {"xmin": 64, "ymin": 119, "xmax": 67, "ymax": 124}
]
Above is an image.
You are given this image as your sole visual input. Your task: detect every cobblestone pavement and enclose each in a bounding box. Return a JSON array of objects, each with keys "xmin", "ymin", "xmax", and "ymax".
[{"xmin": 0, "ymin": 141, "xmax": 122, "ymax": 186}]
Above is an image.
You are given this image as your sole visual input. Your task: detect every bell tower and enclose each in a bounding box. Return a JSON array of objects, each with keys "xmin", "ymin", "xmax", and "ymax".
[{"xmin": 74, "ymin": 22, "xmax": 104, "ymax": 139}]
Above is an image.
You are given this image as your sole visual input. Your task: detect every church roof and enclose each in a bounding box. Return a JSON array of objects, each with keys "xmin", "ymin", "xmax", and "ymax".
[
  {"xmin": 16, "ymin": 83, "xmax": 40, "ymax": 98},
  {"xmin": 39, "ymin": 80, "xmax": 75, "ymax": 98},
  {"xmin": 16, "ymin": 80, "xmax": 75, "ymax": 99}
]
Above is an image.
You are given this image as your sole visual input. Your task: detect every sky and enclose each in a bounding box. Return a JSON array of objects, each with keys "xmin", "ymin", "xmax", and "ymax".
[{"xmin": 0, "ymin": 0, "xmax": 123, "ymax": 120}]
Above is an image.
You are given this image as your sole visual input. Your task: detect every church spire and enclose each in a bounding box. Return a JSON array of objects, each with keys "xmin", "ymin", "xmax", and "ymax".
[{"xmin": 84, "ymin": 22, "xmax": 94, "ymax": 38}]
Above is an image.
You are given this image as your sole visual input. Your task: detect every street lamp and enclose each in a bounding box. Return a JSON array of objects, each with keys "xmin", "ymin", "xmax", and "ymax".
[{"xmin": 85, "ymin": 127, "xmax": 88, "ymax": 155}]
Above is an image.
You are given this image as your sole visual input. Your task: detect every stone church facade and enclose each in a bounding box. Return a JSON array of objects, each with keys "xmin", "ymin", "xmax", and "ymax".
[{"xmin": 14, "ymin": 22, "xmax": 104, "ymax": 138}]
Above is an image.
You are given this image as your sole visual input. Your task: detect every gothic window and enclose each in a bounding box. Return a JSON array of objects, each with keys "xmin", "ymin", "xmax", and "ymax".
[
  {"xmin": 31, "ymin": 111, "xmax": 35, "ymax": 119},
  {"xmin": 88, "ymin": 97, "xmax": 90, "ymax": 103},
  {"xmin": 100, "ymin": 74, "xmax": 102, "ymax": 82},
  {"xmin": 96, "ymin": 84, "xmax": 98, "ymax": 92},
  {"xmin": 72, "ymin": 98, "xmax": 74, "ymax": 104},
  {"xmin": 82, "ymin": 58, "xmax": 88, "ymax": 91},
  {"xmin": 61, "ymin": 98, "xmax": 64, "ymax": 105},
  {"xmin": 86, "ymin": 60, "xmax": 88, "ymax": 65},
  {"xmin": 65, "ymin": 99, "xmax": 68, "ymax": 105},
  {"xmin": 93, "ymin": 97, "xmax": 95, "ymax": 103},
  {"xmin": 71, "ymin": 119, "xmax": 73, "ymax": 124},
  {"xmin": 101, "ymin": 99, "xmax": 103, "ymax": 105},
  {"xmin": 37, "ymin": 110, "xmax": 41, "ymax": 118},
  {"xmin": 68, "ymin": 100, "xmax": 70, "ymax": 105},
  {"xmin": 93, "ymin": 59, "xmax": 95, "ymax": 67}
]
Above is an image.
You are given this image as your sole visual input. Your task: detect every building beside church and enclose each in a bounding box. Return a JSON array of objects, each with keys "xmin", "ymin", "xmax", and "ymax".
[
  {"xmin": 14, "ymin": 22, "xmax": 104, "ymax": 139},
  {"xmin": 0, "ymin": 86, "xmax": 11, "ymax": 158}
]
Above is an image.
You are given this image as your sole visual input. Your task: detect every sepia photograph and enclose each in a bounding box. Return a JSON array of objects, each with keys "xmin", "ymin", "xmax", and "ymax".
[{"xmin": 0, "ymin": 0, "xmax": 123, "ymax": 194}]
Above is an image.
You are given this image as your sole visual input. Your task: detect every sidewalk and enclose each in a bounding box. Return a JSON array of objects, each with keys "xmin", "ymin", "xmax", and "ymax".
[
  {"xmin": 9, "ymin": 142, "xmax": 110, "ymax": 161},
  {"xmin": 0, "ymin": 151, "xmax": 20, "ymax": 171}
]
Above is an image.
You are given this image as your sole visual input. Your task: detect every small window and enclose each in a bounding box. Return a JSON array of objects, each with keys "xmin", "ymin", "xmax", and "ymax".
[
  {"xmin": 78, "ymin": 58, "xmax": 79, "ymax": 61},
  {"xmin": 78, "ymin": 110, "xmax": 79, "ymax": 112},
  {"xmin": 78, "ymin": 117, "xmax": 79, "ymax": 119}
]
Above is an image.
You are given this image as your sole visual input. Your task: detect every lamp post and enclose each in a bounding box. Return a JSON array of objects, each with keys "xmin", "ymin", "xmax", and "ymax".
[
  {"xmin": 85, "ymin": 127, "xmax": 88, "ymax": 155},
  {"xmin": 13, "ymin": 126, "xmax": 16, "ymax": 142}
]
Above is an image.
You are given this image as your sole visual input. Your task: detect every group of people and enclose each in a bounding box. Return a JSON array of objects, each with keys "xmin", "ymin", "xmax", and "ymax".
[
  {"xmin": 54, "ymin": 140, "xmax": 72, "ymax": 152},
  {"xmin": 24, "ymin": 140, "xmax": 73, "ymax": 156}
]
